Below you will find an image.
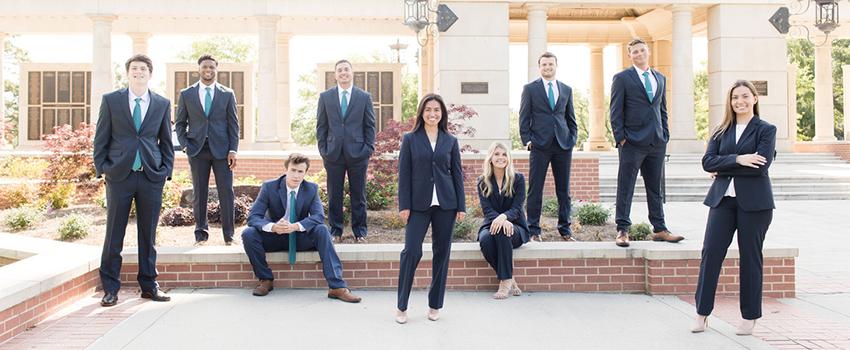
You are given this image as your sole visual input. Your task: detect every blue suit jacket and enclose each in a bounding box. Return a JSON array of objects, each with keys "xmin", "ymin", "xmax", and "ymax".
[
  {"xmin": 247, "ymin": 176, "xmax": 325, "ymax": 233},
  {"xmin": 609, "ymin": 67, "xmax": 669, "ymax": 147},
  {"xmin": 316, "ymin": 86, "xmax": 376, "ymax": 161},
  {"xmin": 519, "ymin": 78, "xmax": 578, "ymax": 150},
  {"xmin": 398, "ymin": 129, "xmax": 466, "ymax": 212},
  {"xmin": 174, "ymin": 82, "xmax": 240, "ymax": 159},
  {"xmin": 92, "ymin": 88, "xmax": 174, "ymax": 183},
  {"xmin": 477, "ymin": 172, "xmax": 530, "ymax": 243},
  {"xmin": 702, "ymin": 116, "xmax": 776, "ymax": 212}
]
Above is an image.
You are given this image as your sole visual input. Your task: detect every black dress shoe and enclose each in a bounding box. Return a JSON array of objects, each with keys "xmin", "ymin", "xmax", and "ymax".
[
  {"xmin": 141, "ymin": 289, "xmax": 171, "ymax": 302},
  {"xmin": 101, "ymin": 292, "xmax": 118, "ymax": 307}
]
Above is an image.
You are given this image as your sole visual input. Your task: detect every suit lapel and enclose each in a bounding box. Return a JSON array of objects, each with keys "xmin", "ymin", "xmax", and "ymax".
[
  {"xmin": 295, "ymin": 181, "xmax": 309, "ymax": 219},
  {"xmin": 118, "ymin": 89, "xmax": 136, "ymax": 129},
  {"xmin": 735, "ymin": 116, "xmax": 760, "ymax": 153},
  {"xmin": 434, "ymin": 130, "xmax": 450, "ymax": 158},
  {"xmin": 416, "ymin": 129, "xmax": 435, "ymax": 157},
  {"xmin": 651, "ymin": 71, "xmax": 664, "ymax": 105},
  {"xmin": 627, "ymin": 67, "xmax": 644, "ymax": 96},
  {"xmin": 277, "ymin": 176, "xmax": 289, "ymax": 218},
  {"xmin": 330, "ymin": 87, "xmax": 343, "ymax": 122},
  {"xmin": 556, "ymin": 82, "xmax": 567, "ymax": 111},
  {"xmin": 344, "ymin": 87, "xmax": 357, "ymax": 119},
  {"xmin": 139, "ymin": 92, "xmax": 160, "ymax": 132},
  {"xmin": 212, "ymin": 84, "xmax": 228, "ymax": 113},
  {"xmin": 722, "ymin": 123, "xmax": 737, "ymax": 155}
]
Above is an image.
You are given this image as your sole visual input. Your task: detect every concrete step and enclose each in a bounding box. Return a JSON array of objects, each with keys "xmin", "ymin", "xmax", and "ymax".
[
  {"xmin": 599, "ymin": 182, "xmax": 850, "ymax": 193},
  {"xmin": 600, "ymin": 192, "xmax": 850, "ymax": 202},
  {"xmin": 600, "ymin": 175, "xmax": 850, "ymax": 185}
]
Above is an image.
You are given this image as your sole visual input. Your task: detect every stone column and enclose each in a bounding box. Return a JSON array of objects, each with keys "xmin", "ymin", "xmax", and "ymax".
[
  {"xmin": 89, "ymin": 14, "xmax": 116, "ymax": 126},
  {"xmin": 276, "ymin": 32, "xmax": 294, "ymax": 149},
  {"xmin": 255, "ymin": 15, "xmax": 279, "ymax": 146},
  {"xmin": 814, "ymin": 37, "xmax": 836, "ymax": 141},
  {"xmin": 667, "ymin": 5, "xmax": 701, "ymax": 151},
  {"xmin": 844, "ymin": 65, "xmax": 850, "ymax": 140},
  {"xmin": 419, "ymin": 38, "xmax": 435, "ymax": 96},
  {"xmin": 0, "ymin": 32, "xmax": 6, "ymax": 148},
  {"xmin": 526, "ymin": 3, "xmax": 548, "ymax": 81},
  {"xmin": 128, "ymin": 32, "xmax": 151, "ymax": 55},
  {"xmin": 585, "ymin": 43, "xmax": 610, "ymax": 151}
]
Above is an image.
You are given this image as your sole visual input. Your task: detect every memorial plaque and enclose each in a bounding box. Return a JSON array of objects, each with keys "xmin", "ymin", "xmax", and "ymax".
[
  {"xmin": 752, "ymin": 80, "xmax": 768, "ymax": 96},
  {"xmin": 461, "ymin": 82, "xmax": 488, "ymax": 94}
]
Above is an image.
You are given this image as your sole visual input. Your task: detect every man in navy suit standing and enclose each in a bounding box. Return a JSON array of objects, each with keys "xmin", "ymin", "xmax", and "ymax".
[
  {"xmin": 520, "ymin": 52, "xmax": 578, "ymax": 242},
  {"xmin": 609, "ymin": 38, "xmax": 684, "ymax": 247},
  {"xmin": 241, "ymin": 153, "xmax": 361, "ymax": 302},
  {"xmin": 316, "ymin": 60, "xmax": 376, "ymax": 243},
  {"xmin": 93, "ymin": 54, "xmax": 174, "ymax": 307},
  {"xmin": 175, "ymin": 54, "xmax": 240, "ymax": 246}
]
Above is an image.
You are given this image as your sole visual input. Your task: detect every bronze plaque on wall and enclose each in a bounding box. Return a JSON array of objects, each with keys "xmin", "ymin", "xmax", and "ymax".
[
  {"xmin": 461, "ymin": 82, "xmax": 488, "ymax": 94},
  {"xmin": 751, "ymin": 80, "xmax": 768, "ymax": 96}
]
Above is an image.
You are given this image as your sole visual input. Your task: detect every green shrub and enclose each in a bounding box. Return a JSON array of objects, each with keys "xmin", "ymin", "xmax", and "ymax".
[
  {"xmin": 630, "ymin": 222, "xmax": 653, "ymax": 241},
  {"xmin": 380, "ymin": 213, "xmax": 407, "ymax": 230},
  {"xmin": 542, "ymin": 197, "xmax": 560, "ymax": 217},
  {"xmin": 452, "ymin": 216, "xmax": 479, "ymax": 240},
  {"xmin": 42, "ymin": 182, "xmax": 76, "ymax": 209},
  {"xmin": 366, "ymin": 180, "xmax": 395, "ymax": 211},
  {"xmin": 58, "ymin": 214, "xmax": 90, "ymax": 241},
  {"xmin": 0, "ymin": 157, "xmax": 49, "ymax": 178},
  {"xmin": 574, "ymin": 203, "xmax": 610, "ymax": 226},
  {"xmin": 235, "ymin": 175, "xmax": 262, "ymax": 186},
  {"xmin": 0, "ymin": 183, "xmax": 38, "ymax": 209},
  {"xmin": 465, "ymin": 196, "xmax": 483, "ymax": 218},
  {"xmin": 3, "ymin": 207, "xmax": 44, "ymax": 231}
]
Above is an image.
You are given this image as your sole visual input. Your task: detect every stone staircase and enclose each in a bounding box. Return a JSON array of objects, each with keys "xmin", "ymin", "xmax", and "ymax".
[{"xmin": 598, "ymin": 153, "xmax": 850, "ymax": 202}]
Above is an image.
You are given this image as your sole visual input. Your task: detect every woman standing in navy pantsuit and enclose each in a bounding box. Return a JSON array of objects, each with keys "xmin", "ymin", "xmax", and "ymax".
[
  {"xmin": 395, "ymin": 93, "xmax": 466, "ymax": 324},
  {"xmin": 477, "ymin": 141, "xmax": 529, "ymax": 299},
  {"xmin": 693, "ymin": 80, "xmax": 776, "ymax": 336}
]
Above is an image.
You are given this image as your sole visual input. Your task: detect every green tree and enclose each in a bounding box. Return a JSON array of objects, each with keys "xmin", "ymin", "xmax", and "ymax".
[
  {"xmin": 401, "ymin": 73, "xmax": 418, "ymax": 121},
  {"xmin": 291, "ymin": 71, "xmax": 319, "ymax": 145},
  {"xmin": 694, "ymin": 62, "xmax": 710, "ymax": 140},
  {"xmin": 176, "ymin": 36, "xmax": 254, "ymax": 63},
  {"xmin": 3, "ymin": 37, "xmax": 31, "ymax": 146},
  {"xmin": 787, "ymin": 38, "xmax": 850, "ymax": 141}
]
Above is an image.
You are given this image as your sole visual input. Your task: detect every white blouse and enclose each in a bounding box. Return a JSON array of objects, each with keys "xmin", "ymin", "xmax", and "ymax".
[{"xmin": 723, "ymin": 124, "xmax": 748, "ymax": 197}]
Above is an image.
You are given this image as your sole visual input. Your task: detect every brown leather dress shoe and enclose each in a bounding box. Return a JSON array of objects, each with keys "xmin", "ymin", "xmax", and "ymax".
[
  {"xmin": 252, "ymin": 280, "xmax": 274, "ymax": 296},
  {"xmin": 530, "ymin": 235, "xmax": 543, "ymax": 242},
  {"xmin": 328, "ymin": 288, "xmax": 362, "ymax": 303},
  {"xmin": 561, "ymin": 235, "xmax": 576, "ymax": 242},
  {"xmin": 355, "ymin": 237, "xmax": 367, "ymax": 243},
  {"xmin": 615, "ymin": 230, "xmax": 630, "ymax": 247},
  {"xmin": 652, "ymin": 230, "xmax": 684, "ymax": 243}
]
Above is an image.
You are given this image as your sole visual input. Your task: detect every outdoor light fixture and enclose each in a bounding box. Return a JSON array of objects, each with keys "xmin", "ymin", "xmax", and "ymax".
[
  {"xmin": 403, "ymin": 0, "xmax": 458, "ymax": 46},
  {"xmin": 770, "ymin": 0, "xmax": 842, "ymax": 46}
]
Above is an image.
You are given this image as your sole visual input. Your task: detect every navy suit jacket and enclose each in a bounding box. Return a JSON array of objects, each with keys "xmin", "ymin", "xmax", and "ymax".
[
  {"xmin": 477, "ymin": 172, "xmax": 530, "ymax": 243},
  {"xmin": 316, "ymin": 86, "xmax": 377, "ymax": 161},
  {"xmin": 92, "ymin": 88, "xmax": 174, "ymax": 183},
  {"xmin": 174, "ymin": 82, "xmax": 240, "ymax": 159},
  {"xmin": 398, "ymin": 129, "xmax": 466, "ymax": 212},
  {"xmin": 702, "ymin": 116, "xmax": 776, "ymax": 212},
  {"xmin": 609, "ymin": 67, "xmax": 669, "ymax": 147},
  {"xmin": 519, "ymin": 78, "xmax": 578, "ymax": 150},
  {"xmin": 247, "ymin": 176, "xmax": 325, "ymax": 233}
]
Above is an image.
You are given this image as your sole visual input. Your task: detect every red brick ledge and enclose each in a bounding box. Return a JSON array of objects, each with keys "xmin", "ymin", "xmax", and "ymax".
[
  {"xmin": 0, "ymin": 234, "xmax": 101, "ymax": 345},
  {"xmin": 119, "ymin": 242, "xmax": 797, "ymax": 298}
]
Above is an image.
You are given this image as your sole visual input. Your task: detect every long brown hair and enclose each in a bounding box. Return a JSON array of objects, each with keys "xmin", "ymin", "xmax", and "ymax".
[
  {"xmin": 411, "ymin": 93, "xmax": 449, "ymax": 133},
  {"xmin": 711, "ymin": 80, "xmax": 760, "ymax": 139}
]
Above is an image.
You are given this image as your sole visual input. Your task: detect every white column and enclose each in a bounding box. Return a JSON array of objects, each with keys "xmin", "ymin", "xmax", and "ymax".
[
  {"xmin": 667, "ymin": 5, "xmax": 701, "ymax": 151},
  {"xmin": 419, "ymin": 38, "xmax": 435, "ymax": 96},
  {"xmin": 128, "ymin": 32, "xmax": 151, "ymax": 55},
  {"xmin": 585, "ymin": 43, "xmax": 610, "ymax": 151},
  {"xmin": 255, "ymin": 15, "xmax": 279, "ymax": 146},
  {"xmin": 814, "ymin": 38, "xmax": 837, "ymax": 141},
  {"xmin": 526, "ymin": 4, "xmax": 548, "ymax": 81},
  {"xmin": 89, "ymin": 15, "xmax": 116, "ymax": 126},
  {"xmin": 276, "ymin": 32, "xmax": 294, "ymax": 149},
  {"xmin": 844, "ymin": 65, "xmax": 850, "ymax": 141},
  {"xmin": 0, "ymin": 32, "xmax": 6, "ymax": 148}
]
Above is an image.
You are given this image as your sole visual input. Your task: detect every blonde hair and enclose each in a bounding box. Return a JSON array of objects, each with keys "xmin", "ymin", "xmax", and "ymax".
[
  {"xmin": 478, "ymin": 142, "xmax": 516, "ymax": 197},
  {"xmin": 712, "ymin": 80, "xmax": 760, "ymax": 139}
]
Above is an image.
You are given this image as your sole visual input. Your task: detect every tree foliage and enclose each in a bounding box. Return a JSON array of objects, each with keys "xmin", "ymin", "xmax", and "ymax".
[
  {"xmin": 787, "ymin": 38, "xmax": 849, "ymax": 141},
  {"xmin": 176, "ymin": 36, "xmax": 255, "ymax": 63}
]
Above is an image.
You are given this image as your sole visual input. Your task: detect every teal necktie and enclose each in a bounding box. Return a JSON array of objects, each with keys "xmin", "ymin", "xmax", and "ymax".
[
  {"xmin": 288, "ymin": 190, "xmax": 297, "ymax": 265},
  {"xmin": 547, "ymin": 82, "xmax": 555, "ymax": 110},
  {"xmin": 132, "ymin": 97, "xmax": 142, "ymax": 171},
  {"xmin": 643, "ymin": 71, "xmax": 654, "ymax": 102},
  {"xmin": 204, "ymin": 87, "xmax": 212, "ymax": 117},
  {"xmin": 340, "ymin": 90, "xmax": 349, "ymax": 119}
]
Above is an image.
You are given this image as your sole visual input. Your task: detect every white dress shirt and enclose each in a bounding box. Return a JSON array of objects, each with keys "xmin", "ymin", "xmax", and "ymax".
[
  {"xmin": 197, "ymin": 81, "xmax": 216, "ymax": 113},
  {"xmin": 430, "ymin": 141, "xmax": 441, "ymax": 207},
  {"xmin": 128, "ymin": 89, "xmax": 150, "ymax": 122},
  {"xmin": 633, "ymin": 65, "xmax": 658, "ymax": 97},
  {"xmin": 338, "ymin": 85, "xmax": 352, "ymax": 108},
  {"xmin": 262, "ymin": 183, "xmax": 306, "ymax": 233},
  {"xmin": 541, "ymin": 77, "xmax": 560, "ymax": 102},
  {"xmin": 723, "ymin": 124, "xmax": 748, "ymax": 198}
]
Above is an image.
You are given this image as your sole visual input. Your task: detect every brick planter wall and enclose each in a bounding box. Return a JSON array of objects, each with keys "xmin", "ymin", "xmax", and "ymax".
[
  {"xmin": 0, "ymin": 270, "xmax": 99, "ymax": 344},
  {"xmin": 793, "ymin": 141, "xmax": 850, "ymax": 162}
]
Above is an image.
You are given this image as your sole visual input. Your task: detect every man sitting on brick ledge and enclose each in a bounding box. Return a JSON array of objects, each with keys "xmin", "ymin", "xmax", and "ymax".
[{"xmin": 241, "ymin": 153, "xmax": 361, "ymax": 302}]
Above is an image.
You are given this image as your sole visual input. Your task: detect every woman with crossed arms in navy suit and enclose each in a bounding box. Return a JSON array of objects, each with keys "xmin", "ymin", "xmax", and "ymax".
[
  {"xmin": 477, "ymin": 141, "xmax": 529, "ymax": 299},
  {"xmin": 395, "ymin": 93, "xmax": 466, "ymax": 324},
  {"xmin": 693, "ymin": 80, "xmax": 776, "ymax": 336}
]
